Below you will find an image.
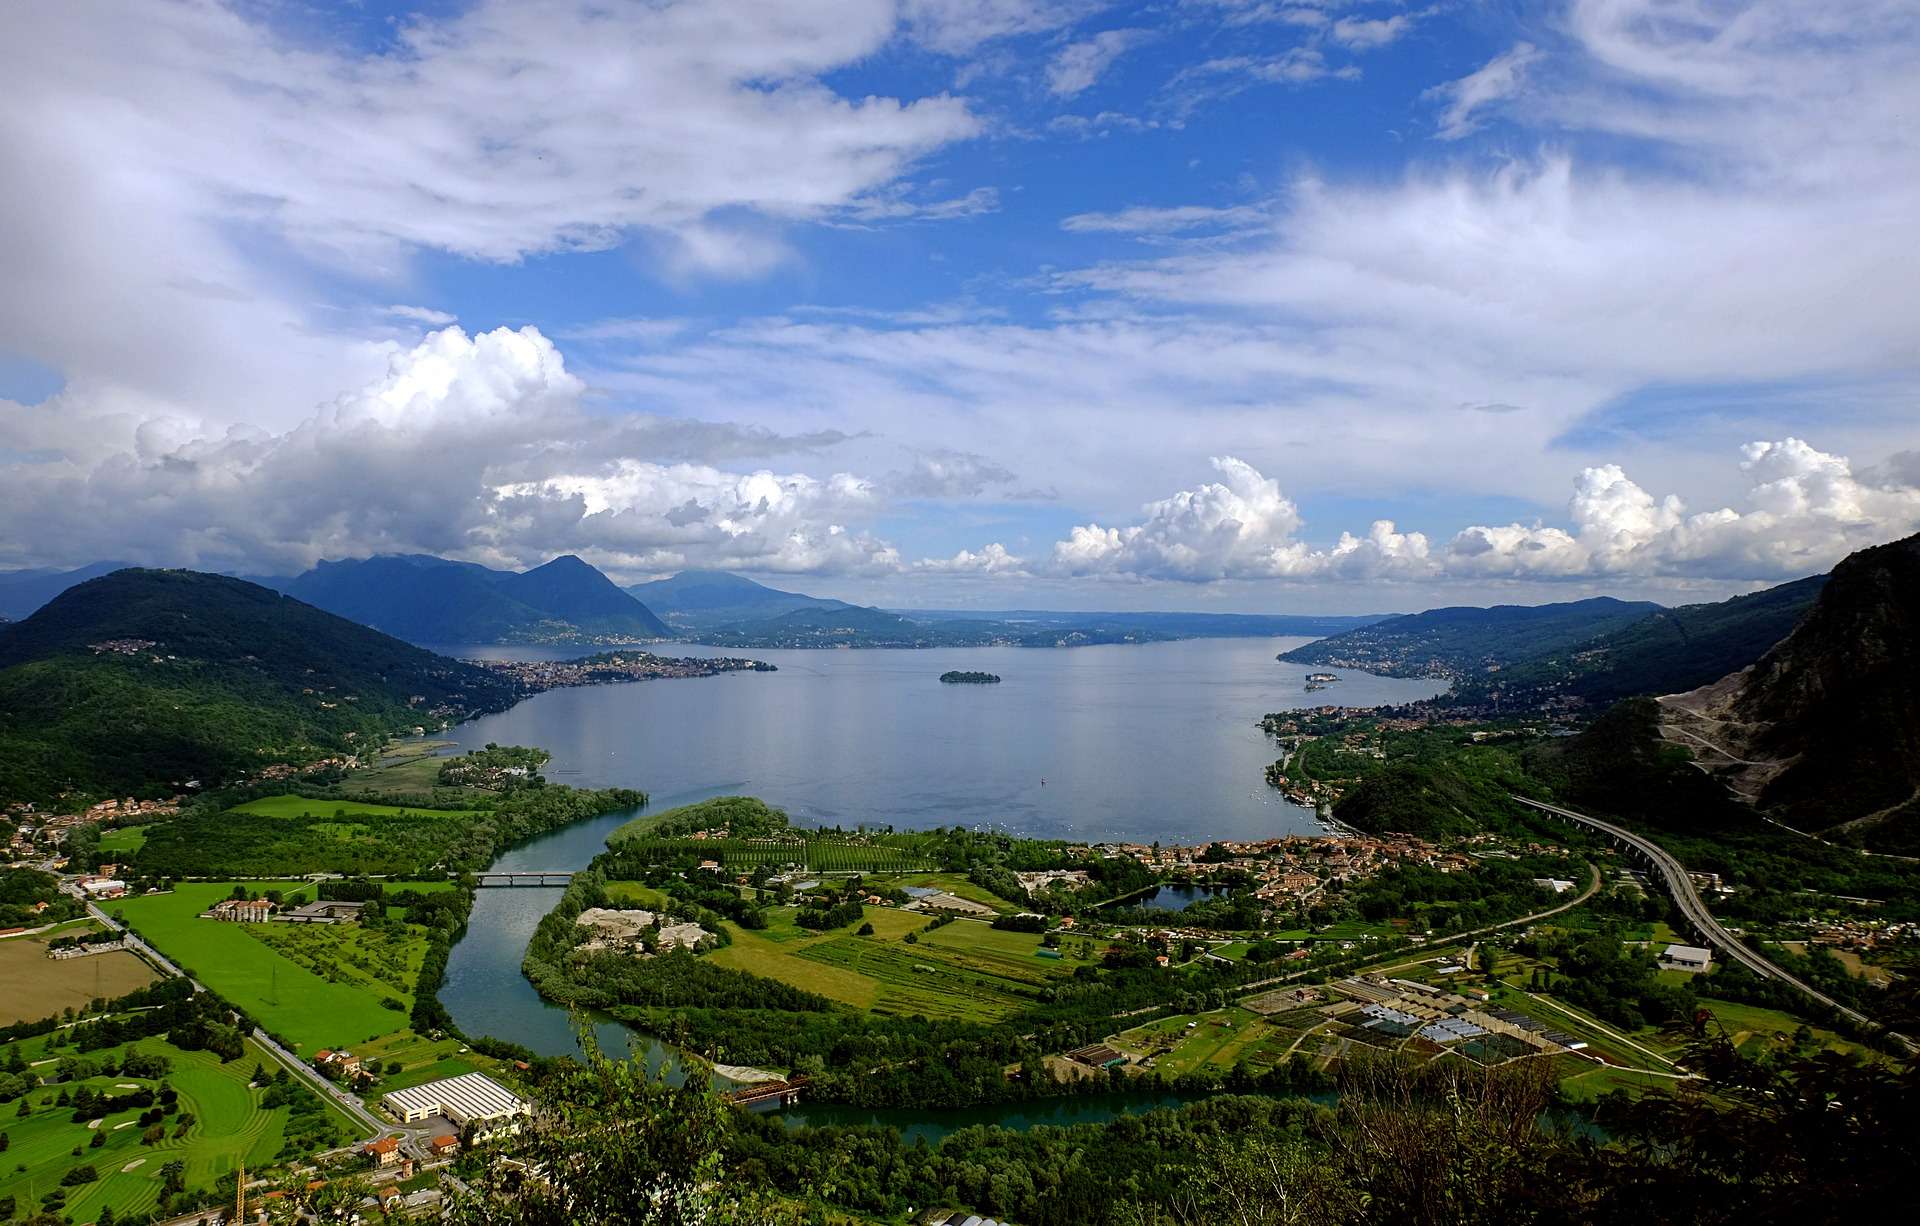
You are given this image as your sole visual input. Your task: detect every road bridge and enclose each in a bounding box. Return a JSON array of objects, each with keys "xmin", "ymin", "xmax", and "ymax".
[
  {"xmin": 1513, "ymin": 796, "xmax": 1915, "ymax": 1053},
  {"xmin": 471, "ymin": 871, "xmax": 576, "ymax": 887}
]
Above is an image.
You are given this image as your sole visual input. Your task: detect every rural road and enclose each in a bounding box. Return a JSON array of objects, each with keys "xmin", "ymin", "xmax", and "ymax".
[{"xmin": 1512, "ymin": 796, "xmax": 1916, "ymax": 1053}]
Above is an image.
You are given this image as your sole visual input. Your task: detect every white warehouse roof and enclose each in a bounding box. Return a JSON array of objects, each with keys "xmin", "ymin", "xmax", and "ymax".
[{"xmin": 383, "ymin": 1072, "xmax": 527, "ymax": 1124}]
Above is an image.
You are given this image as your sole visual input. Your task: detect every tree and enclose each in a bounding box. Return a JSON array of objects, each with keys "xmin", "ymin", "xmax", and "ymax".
[{"xmin": 441, "ymin": 1033, "xmax": 793, "ymax": 1225}]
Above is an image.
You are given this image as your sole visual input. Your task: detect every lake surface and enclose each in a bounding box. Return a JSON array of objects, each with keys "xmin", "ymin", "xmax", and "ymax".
[
  {"xmin": 1134, "ymin": 884, "xmax": 1230, "ymax": 912},
  {"xmin": 439, "ymin": 637, "xmax": 1442, "ymax": 845},
  {"xmin": 435, "ymin": 638, "xmax": 1441, "ymax": 1062}
]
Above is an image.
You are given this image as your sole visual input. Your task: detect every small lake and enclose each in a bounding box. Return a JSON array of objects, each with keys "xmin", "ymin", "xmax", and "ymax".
[{"xmin": 1133, "ymin": 884, "xmax": 1230, "ymax": 912}]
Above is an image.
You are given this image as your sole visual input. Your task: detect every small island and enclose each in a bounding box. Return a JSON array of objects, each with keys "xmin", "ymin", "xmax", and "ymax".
[{"xmin": 940, "ymin": 670, "xmax": 1002, "ymax": 684}]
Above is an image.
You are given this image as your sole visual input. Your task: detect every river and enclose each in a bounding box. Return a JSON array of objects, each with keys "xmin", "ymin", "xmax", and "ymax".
[{"xmin": 432, "ymin": 638, "xmax": 1441, "ymax": 1101}]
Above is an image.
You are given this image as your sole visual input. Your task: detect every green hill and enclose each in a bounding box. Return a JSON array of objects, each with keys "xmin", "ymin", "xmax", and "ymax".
[
  {"xmin": 0, "ymin": 569, "xmax": 517, "ymax": 803},
  {"xmin": 1454, "ymin": 576, "xmax": 1827, "ymax": 707},
  {"xmin": 1280, "ymin": 597, "xmax": 1660, "ymax": 680},
  {"xmin": 625, "ymin": 569, "xmax": 850, "ymax": 631}
]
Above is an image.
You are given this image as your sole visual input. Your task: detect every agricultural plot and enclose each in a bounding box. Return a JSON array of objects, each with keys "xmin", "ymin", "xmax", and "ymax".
[
  {"xmin": 245, "ymin": 915, "xmax": 430, "ymax": 1014},
  {"xmin": 707, "ymin": 908, "xmax": 1087, "ymax": 1022},
  {"xmin": 0, "ymin": 1033, "xmax": 345, "ymax": 1224},
  {"xmin": 115, "ymin": 883, "xmax": 413, "ymax": 1051},
  {"xmin": 0, "ymin": 930, "xmax": 156, "ymax": 1025},
  {"xmin": 1117, "ymin": 1007, "xmax": 1277, "ymax": 1075}
]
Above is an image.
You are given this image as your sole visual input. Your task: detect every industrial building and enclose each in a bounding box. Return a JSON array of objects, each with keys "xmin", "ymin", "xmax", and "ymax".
[{"xmin": 382, "ymin": 1072, "xmax": 529, "ymax": 1134}]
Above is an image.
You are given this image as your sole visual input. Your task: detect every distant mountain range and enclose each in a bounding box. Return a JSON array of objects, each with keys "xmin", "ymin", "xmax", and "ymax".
[
  {"xmin": 256, "ymin": 554, "xmax": 671, "ymax": 644},
  {"xmin": 625, "ymin": 569, "xmax": 853, "ymax": 631},
  {"xmin": 0, "ymin": 569, "xmax": 516, "ymax": 803},
  {"xmin": 0, "ymin": 561, "xmax": 131, "ymax": 620}
]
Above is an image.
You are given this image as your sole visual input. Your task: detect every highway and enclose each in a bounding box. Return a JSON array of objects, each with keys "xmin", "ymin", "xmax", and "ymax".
[{"xmin": 1512, "ymin": 796, "xmax": 1915, "ymax": 1052}]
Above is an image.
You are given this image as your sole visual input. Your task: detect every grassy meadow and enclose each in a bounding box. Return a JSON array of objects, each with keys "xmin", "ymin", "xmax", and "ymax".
[
  {"xmin": 660, "ymin": 891, "xmax": 1093, "ymax": 1023},
  {"xmin": 114, "ymin": 883, "xmax": 414, "ymax": 1052}
]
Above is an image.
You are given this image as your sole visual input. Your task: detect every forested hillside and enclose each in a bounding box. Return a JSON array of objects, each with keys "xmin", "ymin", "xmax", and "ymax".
[
  {"xmin": 0, "ymin": 570, "xmax": 516, "ymax": 802},
  {"xmin": 1281, "ymin": 597, "xmax": 1659, "ymax": 680}
]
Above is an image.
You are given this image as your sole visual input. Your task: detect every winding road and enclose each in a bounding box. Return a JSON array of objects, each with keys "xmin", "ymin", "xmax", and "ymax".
[{"xmin": 1511, "ymin": 796, "xmax": 1915, "ymax": 1053}]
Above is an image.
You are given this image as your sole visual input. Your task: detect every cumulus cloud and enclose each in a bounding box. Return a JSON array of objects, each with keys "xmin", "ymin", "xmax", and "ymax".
[
  {"xmin": 0, "ymin": 326, "xmax": 901, "ymax": 577},
  {"xmin": 1047, "ymin": 29, "xmax": 1153, "ymax": 97},
  {"xmin": 917, "ymin": 542, "xmax": 1029, "ymax": 575},
  {"xmin": 936, "ymin": 444, "xmax": 1920, "ymax": 585},
  {"xmin": 1424, "ymin": 42, "xmax": 1543, "ymax": 139}
]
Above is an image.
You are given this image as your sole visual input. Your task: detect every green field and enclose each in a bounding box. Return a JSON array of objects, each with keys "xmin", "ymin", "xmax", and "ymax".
[
  {"xmin": 115, "ymin": 884, "xmax": 414, "ymax": 1051},
  {"xmin": 94, "ymin": 825, "xmax": 151, "ymax": 856},
  {"xmin": 1116, "ymin": 1007, "xmax": 1302, "ymax": 1075},
  {"xmin": 0, "ymin": 1032, "xmax": 350, "ymax": 1223},
  {"xmin": 704, "ymin": 906, "xmax": 1090, "ymax": 1022}
]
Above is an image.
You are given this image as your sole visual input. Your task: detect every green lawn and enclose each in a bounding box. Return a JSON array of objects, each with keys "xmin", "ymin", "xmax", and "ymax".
[
  {"xmin": 95, "ymin": 825, "xmax": 151, "ymax": 855},
  {"xmin": 1116, "ymin": 1007, "xmax": 1278, "ymax": 1075},
  {"xmin": 115, "ymin": 883, "xmax": 414, "ymax": 1052},
  {"xmin": 0, "ymin": 1034, "xmax": 346, "ymax": 1223}
]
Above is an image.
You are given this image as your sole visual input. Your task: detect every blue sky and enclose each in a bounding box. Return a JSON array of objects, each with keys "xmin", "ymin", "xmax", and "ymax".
[{"xmin": 1, "ymin": 1, "xmax": 1916, "ymax": 611}]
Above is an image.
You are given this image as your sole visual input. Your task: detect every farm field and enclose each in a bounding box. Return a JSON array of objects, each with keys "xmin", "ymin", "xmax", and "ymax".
[
  {"xmin": 0, "ymin": 1032, "xmax": 348, "ymax": 1224},
  {"xmin": 245, "ymin": 914, "xmax": 431, "ymax": 1015},
  {"xmin": 0, "ymin": 930, "xmax": 156, "ymax": 1025},
  {"xmin": 114, "ymin": 884, "xmax": 412, "ymax": 1052},
  {"xmin": 228, "ymin": 795, "xmax": 478, "ymax": 820},
  {"xmin": 705, "ymin": 907, "xmax": 1089, "ymax": 1022},
  {"xmin": 1115, "ymin": 1007, "xmax": 1300, "ymax": 1075}
]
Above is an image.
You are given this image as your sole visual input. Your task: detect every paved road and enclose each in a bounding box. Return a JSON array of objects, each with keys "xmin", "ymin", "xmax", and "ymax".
[{"xmin": 1512, "ymin": 796, "xmax": 1916, "ymax": 1053}]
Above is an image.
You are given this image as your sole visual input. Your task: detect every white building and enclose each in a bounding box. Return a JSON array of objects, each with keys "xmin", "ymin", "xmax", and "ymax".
[
  {"xmin": 1531, "ymin": 878, "xmax": 1576, "ymax": 894},
  {"xmin": 1659, "ymin": 943, "xmax": 1713, "ymax": 973},
  {"xmin": 383, "ymin": 1073, "xmax": 529, "ymax": 1134}
]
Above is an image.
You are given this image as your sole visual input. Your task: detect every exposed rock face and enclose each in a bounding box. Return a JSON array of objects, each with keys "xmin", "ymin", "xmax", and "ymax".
[{"xmin": 1660, "ymin": 532, "xmax": 1920, "ymax": 851}]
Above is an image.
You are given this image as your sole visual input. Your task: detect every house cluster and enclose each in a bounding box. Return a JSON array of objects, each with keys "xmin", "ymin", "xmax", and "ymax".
[
  {"xmin": 1796, "ymin": 915, "xmax": 1918, "ymax": 954},
  {"xmin": 256, "ymin": 754, "xmax": 360, "ymax": 782},
  {"xmin": 1072, "ymin": 834, "xmax": 1472, "ymax": 908}
]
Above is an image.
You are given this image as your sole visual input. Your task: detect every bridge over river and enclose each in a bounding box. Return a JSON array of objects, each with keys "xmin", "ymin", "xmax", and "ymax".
[{"xmin": 470, "ymin": 870, "xmax": 577, "ymax": 887}]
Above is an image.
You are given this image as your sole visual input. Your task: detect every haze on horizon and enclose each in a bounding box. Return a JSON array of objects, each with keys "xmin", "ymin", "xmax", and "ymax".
[{"xmin": 2, "ymin": 0, "xmax": 1917, "ymax": 615}]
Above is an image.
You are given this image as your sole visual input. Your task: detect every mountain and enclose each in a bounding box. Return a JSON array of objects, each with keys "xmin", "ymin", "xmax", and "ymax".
[
  {"xmin": 0, "ymin": 561, "xmax": 132, "ymax": 620},
  {"xmin": 903, "ymin": 609, "xmax": 1385, "ymax": 637},
  {"xmin": 1280, "ymin": 596, "xmax": 1661, "ymax": 680},
  {"xmin": 1661, "ymin": 533, "xmax": 1920, "ymax": 851},
  {"xmin": 1450, "ymin": 575, "xmax": 1828, "ymax": 708},
  {"xmin": 0, "ymin": 569, "xmax": 517, "ymax": 803},
  {"xmin": 624, "ymin": 569, "xmax": 846, "ymax": 632},
  {"xmin": 272, "ymin": 554, "xmax": 668, "ymax": 644}
]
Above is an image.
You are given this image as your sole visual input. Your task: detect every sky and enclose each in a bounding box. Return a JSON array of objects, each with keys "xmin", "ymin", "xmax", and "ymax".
[{"xmin": 1, "ymin": 0, "xmax": 1916, "ymax": 614}]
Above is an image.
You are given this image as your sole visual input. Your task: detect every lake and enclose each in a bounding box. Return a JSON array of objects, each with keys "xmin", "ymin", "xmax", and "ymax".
[{"xmin": 436, "ymin": 636, "xmax": 1443, "ymax": 845}]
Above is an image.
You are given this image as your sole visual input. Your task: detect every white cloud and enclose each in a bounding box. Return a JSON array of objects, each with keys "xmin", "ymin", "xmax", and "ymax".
[
  {"xmin": 1047, "ymin": 29, "xmax": 1153, "ymax": 97},
  {"xmin": 901, "ymin": 0, "xmax": 1099, "ymax": 55},
  {"xmin": 1060, "ymin": 204, "xmax": 1267, "ymax": 235},
  {"xmin": 917, "ymin": 542, "xmax": 1029, "ymax": 574},
  {"xmin": 383, "ymin": 305, "xmax": 458, "ymax": 326},
  {"xmin": 940, "ymin": 443, "xmax": 1920, "ymax": 585},
  {"xmin": 1330, "ymin": 15, "xmax": 1413, "ymax": 51},
  {"xmin": 1425, "ymin": 42, "xmax": 1543, "ymax": 139},
  {"xmin": 0, "ymin": 326, "xmax": 901, "ymax": 578}
]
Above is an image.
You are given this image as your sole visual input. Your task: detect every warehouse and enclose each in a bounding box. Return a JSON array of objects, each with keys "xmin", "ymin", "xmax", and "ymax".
[{"xmin": 383, "ymin": 1072, "xmax": 529, "ymax": 1134}]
